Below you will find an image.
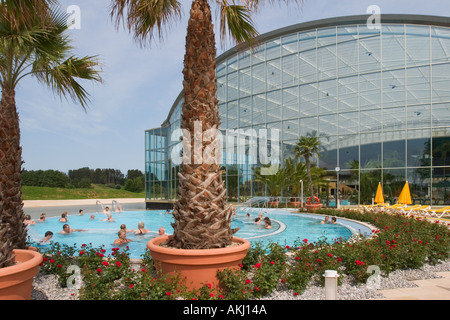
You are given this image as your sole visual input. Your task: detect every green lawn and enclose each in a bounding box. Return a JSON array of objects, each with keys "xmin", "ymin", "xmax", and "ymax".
[{"xmin": 22, "ymin": 185, "xmax": 145, "ymax": 200}]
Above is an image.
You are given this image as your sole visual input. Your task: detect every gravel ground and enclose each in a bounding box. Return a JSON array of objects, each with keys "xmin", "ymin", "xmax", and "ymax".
[{"xmin": 31, "ymin": 259, "xmax": 450, "ymax": 300}]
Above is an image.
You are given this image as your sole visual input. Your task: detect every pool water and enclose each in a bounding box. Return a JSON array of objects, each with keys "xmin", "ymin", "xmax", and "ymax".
[{"xmin": 28, "ymin": 210, "xmax": 356, "ymax": 259}]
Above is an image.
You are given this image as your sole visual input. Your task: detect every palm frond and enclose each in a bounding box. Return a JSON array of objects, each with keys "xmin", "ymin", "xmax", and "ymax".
[
  {"xmin": 218, "ymin": 3, "xmax": 260, "ymax": 48},
  {"xmin": 34, "ymin": 55, "xmax": 102, "ymax": 110},
  {"xmin": 110, "ymin": 0, "xmax": 182, "ymax": 47}
]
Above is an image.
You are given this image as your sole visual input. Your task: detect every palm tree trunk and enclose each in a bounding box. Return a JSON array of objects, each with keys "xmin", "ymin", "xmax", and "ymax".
[
  {"xmin": 0, "ymin": 85, "xmax": 27, "ymax": 268},
  {"xmin": 305, "ymin": 155, "xmax": 315, "ymax": 202},
  {"xmin": 166, "ymin": 0, "xmax": 237, "ymax": 249}
]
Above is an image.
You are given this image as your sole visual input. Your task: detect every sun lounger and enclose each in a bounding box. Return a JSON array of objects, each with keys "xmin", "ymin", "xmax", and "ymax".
[
  {"xmin": 382, "ymin": 203, "xmax": 407, "ymax": 213},
  {"xmin": 361, "ymin": 203, "xmax": 389, "ymax": 212},
  {"xmin": 403, "ymin": 205, "xmax": 430, "ymax": 216},
  {"xmin": 395, "ymin": 204, "xmax": 421, "ymax": 215},
  {"xmin": 426, "ymin": 206, "xmax": 450, "ymax": 218}
]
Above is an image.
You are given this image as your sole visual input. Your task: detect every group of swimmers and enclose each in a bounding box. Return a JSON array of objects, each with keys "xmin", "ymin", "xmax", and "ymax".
[
  {"xmin": 25, "ymin": 207, "xmax": 169, "ymax": 246},
  {"xmin": 247, "ymin": 212, "xmax": 272, "ymax": 229}
]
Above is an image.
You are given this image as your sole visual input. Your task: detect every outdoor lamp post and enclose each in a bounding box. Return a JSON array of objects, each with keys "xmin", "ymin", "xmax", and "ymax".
[
  {"xmin": 323, "ymin": 270, "xmax": 339, "ymax": 300},
  {"xmin": 335, "ymin": 167, "xmax": 341, "ymax": 209}
]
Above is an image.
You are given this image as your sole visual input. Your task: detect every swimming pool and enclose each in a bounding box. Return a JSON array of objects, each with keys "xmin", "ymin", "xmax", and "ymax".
[{"xmin": 28, "ymin": 209, "xmax": 370, "ymax": 259}]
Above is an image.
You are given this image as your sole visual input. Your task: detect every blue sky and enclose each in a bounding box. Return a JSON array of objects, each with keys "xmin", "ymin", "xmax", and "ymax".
[{"xmin": 17, "ymin": 0, "xmax": 450, "ymax": 175}]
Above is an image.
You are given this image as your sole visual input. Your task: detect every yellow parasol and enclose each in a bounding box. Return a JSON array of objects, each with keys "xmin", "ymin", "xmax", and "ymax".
[
  {"xmin": 398, "ymin": 181, "xmax": 412, "ymax": 205},
  {"xmin": 374, "ymin": 182, "xmax": 384, "ymax": 204}
]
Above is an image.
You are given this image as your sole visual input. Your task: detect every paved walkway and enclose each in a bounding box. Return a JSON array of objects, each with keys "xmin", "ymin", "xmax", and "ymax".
[{"xmin": 377, "ymin": 271, "xmax": 450, "ymax": 300}]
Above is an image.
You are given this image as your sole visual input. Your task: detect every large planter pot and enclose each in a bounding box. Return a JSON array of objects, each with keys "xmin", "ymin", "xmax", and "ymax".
[
  {"xmin": 0, "ymin": 249, "xmax": 42, "ymax": 300},
  {"xmin": 147, "ymin": 236, "xmax": 250, "ymax": 291},
  {"xmin": 305, "ymin": 203, "xmax": 323, "ymax": 212}
]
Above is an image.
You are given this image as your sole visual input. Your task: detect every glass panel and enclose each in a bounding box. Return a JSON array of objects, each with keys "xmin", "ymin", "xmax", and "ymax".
[
  {"xmin": 407, "ymin": 66, "xmax": 430, "ymax": 106},
  {"xmin": 252, "ymin": 94, "xmax": 266, "ymax": 125},
  {"xmin": 360, "ymin": 109, "xmax": 382, "ymax": 133},
  {"xmin": 282, "ymin": 87, "xmax": 299, "ymax": 120},
  {"xmin": 300, "ymin": 117, "xmax": 317, "ymax": 137},
  {"xmin": 407, "ymin": 137, "xmax": 431, "ymax": 167},
  {"xmin": 359, "ymin": 72, "xmax": 381, "ymax": 110},
  {"xmin": 318, "ymin": 28, "xmax": 336, "ymax": 81},
  {"xmin": 432, "ymin": 64, "xmax": 450, "ymax": 103},
  {"xmin": 339, "ymin": 143, "xmax": 359, "ymax": 170},
  {"xmin": 337, "ymin": 26, "xmax": 358, "ymax": 77},
  {"xmin": 382, "ymin": 69, "xmax": 406, "ymax": 108},
  {"xmin": 319, "ymin": 114, "xmax": 337, "ymax": 136},
  {"xmin": 432, "ymin": 168, "xmax": 450, "ymax": 205},
  {"xmin": 383, "ymin": 169, "xmax": 406, "ymax": 203},
  {"xmin": 266, "ymin": 39, "xmax": 281, "ymax": 60},
  {"xmin": 432, "ymin": 136, "xmax": 450, "ymax": 166},
  {"xmin": 282, "ymin": 54, "xmax": 299, "ymax": 87},
  {"xmin": 431, "ymin": 27, "xmax": 450, "ymax": 63},
  {"xmin": 238, "ymin": 50, "xmax": 251, "ymax": 69},
  {"xmin": 407, "ymin": 105, "xmax": 430, "ymax": 129},
  {"xmin": 217, "ymin": 61, "xmax": 226, "ymax": 77},
  {"xmin": 252, "ymin": 63, "xmax": 266, "ymax": 94},
  {"xmin": 227, "ymin": 71, "xmax": 238, "ymax": 101},
  {"xmin": 266, "ymin": 90, "xmax": 282, "ymax": 123},
  {"xmin": 339, "ymin": 112, "xmax": 359, "ymax": 135},
  {"xmin": 299, "ymin": 83, "xmax": 318, "ymax": 117},
  {"xmin": 406, "ymin": 25, "xmax": 430, "ymax": 67},
  {"xmin": 239, "ymin": 97, "xmax": 252, "ymax": 128},
  {"xmin": 338, "ymin": 76, "xmax": 358, "ymax": 112},
  {"xmin": 319, "ymin": 135, "xmax": 337, "ymax": 170},
  {"xmin": 408, "ymin": 167, "xmax": 431, "ymax": 205},
  {"xmin": 252, "ymin": 44, "xmax": 265, "ymax": 64},
  {"xmin": 359, "ymin": 169, "xmax": 381, "ymax": 204},
  {"xmin": 432, "ymin": 103, "xmax": 450, "ymax": 128},
  {"xmin": 319, "ymin": 79, "xmax": 337, "ymax": 114},
  {"xmin": 282, "ymin": 33, "xmax": 298, "ymax": 56},
  {"xmin": 283, "ymin": 120, "xmax": 299, "ymax": 141},
  {"xmin": 382, "ymin": 25, "xmax": 405, "ymax": 70},
  {"xmin": 239, "ymin": 67, "xmax": 251, "ymax": 98},
  {"xmin": 383, "ymin": 135, "xmax": 406, "ymax": 168},
  {"xmin": 227, "ymin": 101, "xmax": 238, "ymax": 129},
  {"xmin": 358, "ymin": 26, "xmax": 381, "ymax": 74},
  {"xmin": 360, "ymin": 137, "xmax": 382, "ymax": 168},
  {"xmin": 383, "ymin": 107, "xmax": 405, "ymax": 131},
  {"xmin": 299, "ymin": 49, "xmax": 317, "ymax": 84},
  {"xmin": 267, "ymin": 58, "xmax": 281, "ymax": 91},
  {"xmin": 228, "ymin": 55, "xmax": 238, "ymax": 73}
]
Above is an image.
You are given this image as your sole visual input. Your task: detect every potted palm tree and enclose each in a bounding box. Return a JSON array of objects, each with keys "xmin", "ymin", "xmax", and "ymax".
[
  {"xmin": 111, "ymin": 0, "xmax": 302, "ymax": 290},
  {"xmin": 0, "ymin": 1, "xmax": 102, "ymax": 299},
  {"xmin": 294, "ymin": 134, "xmax": 323, "ymax": 211}
]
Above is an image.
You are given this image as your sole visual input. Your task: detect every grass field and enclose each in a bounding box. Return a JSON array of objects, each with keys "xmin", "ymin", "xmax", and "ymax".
[{"xmin": 22, "ymin": 185, "xmax": 145, "ymax": 200}]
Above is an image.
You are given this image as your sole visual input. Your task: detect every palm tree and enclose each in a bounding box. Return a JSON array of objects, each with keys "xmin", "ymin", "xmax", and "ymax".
[
  {"xmin": 294, "ymin": 134, "xmax": 321, "ymax": 203},
  {"xmin": 0, "ymin": 2, "xmax": 102, "ymax": 268},
  {"xmin": 110, "ymin": 0, "xmax": 301, "ymax": 249}
]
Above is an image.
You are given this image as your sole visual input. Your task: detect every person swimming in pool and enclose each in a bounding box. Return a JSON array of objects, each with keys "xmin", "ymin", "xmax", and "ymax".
[
  {"xmin": 40, "ymin": 231, "xmax": 53, "ymax": 244},
  {"xmin": 135, "ymin": 222, "xmax": 151, "ymax": 235},
  {"xmin": 60, "ymin": 224, "xmax": 86, "ymax": 234},
  {"xmin": 114, "ymin": 229, "xmax": 132, "ymax": 245},
  {"xmin": 59, "ymin": 212, "xmax": 68, "ymax": 223},
  {"xmin": 120, "ymin": 224, "xmax": 136, "ymax": 233},
  {"xmin": 100, "ymin": 213, "xmax": 115, "ymax": 222}
]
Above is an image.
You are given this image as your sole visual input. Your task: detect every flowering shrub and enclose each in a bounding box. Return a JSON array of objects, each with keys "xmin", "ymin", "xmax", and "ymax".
[{"xmin": 36, "ymin": 209, "xmax": 450, "ymax": 299}]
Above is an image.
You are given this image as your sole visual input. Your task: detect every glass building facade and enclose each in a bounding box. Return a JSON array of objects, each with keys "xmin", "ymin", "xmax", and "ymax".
[{"xmin": 145, "ymin": 15, "xmax": 450, "ymax": 206}]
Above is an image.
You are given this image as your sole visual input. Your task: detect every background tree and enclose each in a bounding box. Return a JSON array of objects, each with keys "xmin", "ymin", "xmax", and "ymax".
[
  {"xmin": 0, "ymin": 2, "xmax": 102, "ymax": 268},
  {"xmin": 294, "ymin": 134, "xmax": 322, "ymax": 203}
]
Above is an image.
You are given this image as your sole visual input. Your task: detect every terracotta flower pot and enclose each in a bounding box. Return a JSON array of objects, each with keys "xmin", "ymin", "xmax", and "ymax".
[
  {"xmin": 147, "ymin": 236, "xmax": 250, "ymax": 291},
  {"xmin": 305, "ymin": 203, "xmax": 323, "ymax": 212},
  {"xmin": 0, "ymin": 249, "xmax": 43, "ymax": 300}
]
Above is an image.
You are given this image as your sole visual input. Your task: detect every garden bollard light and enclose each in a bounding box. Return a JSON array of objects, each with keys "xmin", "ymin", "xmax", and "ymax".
[{"xmin": 323, "ymin": 270, "xmax": 339, "ymax": 300}]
